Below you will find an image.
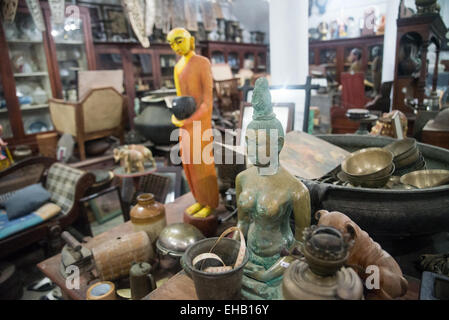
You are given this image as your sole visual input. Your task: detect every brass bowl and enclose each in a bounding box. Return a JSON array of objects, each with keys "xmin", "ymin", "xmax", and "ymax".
[
  {"xmin": 383, "ymin": 138, "xmax": 417, "ymax": 158},
  {"xmin": 394, "ymin": 144, "xmax": 418, "ymax": 162},
  {"xmin": 400, "ymin": 170, "xmax": 449, "ymax": 189},
  {"xmin": 342, "ymin": 148, "xmax": 393, "ymax": 179},
  {"xmin": 394, "ymin": 148, "xmax": 420, "ymax": 169},
  {"xmin": 344, "ymin": 163, "xmax": 395, "ymax": 188}
]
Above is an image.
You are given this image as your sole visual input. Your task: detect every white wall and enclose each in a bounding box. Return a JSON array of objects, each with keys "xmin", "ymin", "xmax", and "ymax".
[{"xmin": 382, "ymin": 0, "xmax": 400, "ymax": 83}]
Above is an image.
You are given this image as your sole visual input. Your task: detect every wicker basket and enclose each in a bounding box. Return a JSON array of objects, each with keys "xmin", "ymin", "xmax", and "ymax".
[{"xmin": 36, "ymin": 132, "xmax": 59, "ymax": 159}]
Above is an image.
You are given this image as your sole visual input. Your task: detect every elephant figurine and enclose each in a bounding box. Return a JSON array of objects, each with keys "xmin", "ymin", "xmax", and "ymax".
[
  {"xmin": 128, "ymin": 144, "xmax": 157, "ymax": 168},
  {"xmin": 114, "ymin": 146, "xmax": 144, "ymax": 174}
]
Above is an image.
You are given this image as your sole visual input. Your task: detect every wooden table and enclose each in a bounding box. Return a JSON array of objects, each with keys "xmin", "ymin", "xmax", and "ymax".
[
  {"xmin": 38, "ymin": 191, "xmax": 421, "ymax": 301},
  {"xmin": 37, "ymin": 192, "xmax": 196, "ymax": 300},
  {"xmin": 145, "ymin": 271, "xmax": 421, "ymax": 300}
]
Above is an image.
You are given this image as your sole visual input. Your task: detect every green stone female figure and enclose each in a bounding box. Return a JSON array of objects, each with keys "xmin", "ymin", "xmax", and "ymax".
[{"xmin": 234, "ymin": 78, "xmax": 311, "ymax": 299}]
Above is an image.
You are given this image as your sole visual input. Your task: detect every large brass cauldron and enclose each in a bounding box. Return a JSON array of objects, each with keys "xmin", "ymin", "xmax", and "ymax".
[{"xmin": 302, "ymin": 135, "xmax": 449, "ymax": 241}]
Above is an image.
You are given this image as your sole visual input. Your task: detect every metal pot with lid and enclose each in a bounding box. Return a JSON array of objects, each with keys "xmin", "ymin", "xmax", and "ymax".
[{"xmin": 156, "ymin": 223, "xmax": 205, "ymax": 259}]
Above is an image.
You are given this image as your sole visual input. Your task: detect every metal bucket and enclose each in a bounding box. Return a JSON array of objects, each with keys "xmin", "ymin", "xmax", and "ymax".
[{"xmin": 181, "ymin": 237, "xmax": 249, "ymax": 300}]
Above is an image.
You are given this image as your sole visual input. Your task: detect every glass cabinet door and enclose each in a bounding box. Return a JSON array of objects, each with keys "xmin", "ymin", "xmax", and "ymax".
[
  {"xmin": 244, "ymin": 52, "xmax": 255, "ymax": 70},
  {"xmin": 228, "ymin": 52, "xmax": 240, "ymax": 72},
  {"xmin": 211, "ymin": 51, "xmax": 225, "ymax": 64},
  {"xmin": 257, "ymin": 52, "xmax": 267, "ymax": 71},
  {"xmin": 50, "ymin": 13, "xmax": 88, "ymax": 101},
  {"xmin": 368, "ymin": 45, "xmax": 383, "ymax": 94},
  {"xmin": 132, "ymin": 53, "xmax": 155, "ymax": 95},
  {"xmin": 159, "ymin": 54, "xmax": 176, "ymax": 89},
  {"xmin": 0, "ymin": 74, "xmax": 13, "ymax": 139},
  {"xmin": 3, "ymin": 11, "xmax": 53, "ymax": 135},
  {"xmin": 344, "ymin": 47, "xmax": 363, "ymax": 72}
]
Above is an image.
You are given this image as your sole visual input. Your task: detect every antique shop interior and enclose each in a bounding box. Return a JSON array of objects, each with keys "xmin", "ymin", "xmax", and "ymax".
[{"xmin": 0, "ymin": 0, "xmax": 448, "ymax": 301}]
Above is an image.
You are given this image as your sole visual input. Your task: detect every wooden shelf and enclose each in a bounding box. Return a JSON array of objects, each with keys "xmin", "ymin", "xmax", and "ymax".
[
  {"xmin": 310, "ymin": 35, "xmax": 384, "ymax": 83},
  {"xmin": 0, "ymin": 104, "xmax": 48, "ymax": 113},
  {"xmin": 0, "ymin": 4, "xmax": 96, "ymax": 150},
  {"xmin": 14, "ymin": 72, "xmax": 49, "ymax": 77},
  {"xmin": 21, "ymin": 104, "xmax": 49, "ymax": 111},
  {"xmin": 55, "ymin": 40, "xmax": 84, "ymax": 45},
  {"xmin": 7, "ymin": 39, "xmax": 43, "ymax": 44},
  {"xmin": 137, "ymin": 75, "xmax": 154, "ymax": 80}
]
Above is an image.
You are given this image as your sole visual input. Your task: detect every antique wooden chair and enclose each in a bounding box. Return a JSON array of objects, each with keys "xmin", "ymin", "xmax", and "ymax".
[
  {"xmin": 0, "ymin": 157, "xmax": 94, "ymax": 259},
  {"xmin": 48, "ymin": 87, "xmax": 125, "ymax": 161},
  {"xmin": 211, "ymin": 64, "xmax": 241, "ymax": 112},
  {"xmin": 131, "ymin": 173, "xmax": 171, "ymax": 206}
]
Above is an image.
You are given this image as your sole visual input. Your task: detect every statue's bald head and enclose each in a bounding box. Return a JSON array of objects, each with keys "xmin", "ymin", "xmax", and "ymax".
[
  {"xmin": 167, "ymin": 28, "xmax": 195, "ymax": 56},
  {"xmin": 167, "ymin": 28, "xmax": 191, "ymax": 41}
]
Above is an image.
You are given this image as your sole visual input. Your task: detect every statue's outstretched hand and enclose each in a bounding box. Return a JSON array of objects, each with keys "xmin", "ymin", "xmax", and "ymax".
[{"xmin": 171, "ymin": 114, "xmax": 185, "ymax": 128}]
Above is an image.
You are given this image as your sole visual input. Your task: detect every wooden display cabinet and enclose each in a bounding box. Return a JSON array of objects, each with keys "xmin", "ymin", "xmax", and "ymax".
[
  {"xmin": 94, "ymin": 42, "xmax": 212, "ymax": 124},
  {"xmin": 309, "ymin": 35, "xmax": 384, "ymax": 84},
  {"xmin": 392, "ymin": 14, "xmax": 447, "ymax": 114},
  {"xmin": 95, "ymin": 40, "xmax": 268, "ymax": 127},
  {"xmin": 94, "ymin": 43, "xmax": 177, "ymax": 122},
  {"xmin": 0, "ymin": 4, "xmax": 55, "ymax": 149},
  {"xmin": 0, "ymin": 1, "xmax": 96, "ymax": 151},
  {"xmin": 200, "ymin": 41, "xmax": 268, "ymax": 74},
  {"xmin": 43, "ymin": 4, "xmax": 96, "ymax": 100}
]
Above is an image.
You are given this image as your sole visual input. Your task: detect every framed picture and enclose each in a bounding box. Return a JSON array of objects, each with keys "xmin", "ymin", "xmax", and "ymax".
[
  {"xmin": 78, "ymin": 2, "xmax": 107, "ymax": 41},
  {"xmin": 86, "ymin": 187, "xmax": 124, "ymax": 224},
  {"xmin": 155, "ymin": 166, "xmax": 183, "ymax": 204},
  {"xmin": 102, "ymin": 5, "xmax": 132, "ymax": 41},
  {"xmin": 237, "ymin": 102, "xmax": 295, "ymax": 148},
  {"xmin": 244, "ymin": 86, "xmax": 311, "ymax": 132}
]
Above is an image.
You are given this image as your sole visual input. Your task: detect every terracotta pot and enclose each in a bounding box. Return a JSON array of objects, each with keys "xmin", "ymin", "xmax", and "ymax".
[
  {"xmin": 130, "ymin": 193, "xmax": 166, "ymax": 244},
  {"xmin": 183, "ymin": 211, "xmax": 218, "ymax": 238}
]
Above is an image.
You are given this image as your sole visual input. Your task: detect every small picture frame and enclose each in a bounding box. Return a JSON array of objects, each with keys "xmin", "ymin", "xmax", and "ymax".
[
  {"xmin": 237, "ymin": 102, "xmax": 295, "ymax": 147},
  {"xmin": 88, "ymin": 187, "xmax": 123, "ymax": 224}
]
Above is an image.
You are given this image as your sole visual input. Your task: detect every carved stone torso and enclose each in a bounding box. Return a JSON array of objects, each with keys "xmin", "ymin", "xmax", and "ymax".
[{"xmin": 237, "ymin": 165, "xmax": 306, "ymax": 268}]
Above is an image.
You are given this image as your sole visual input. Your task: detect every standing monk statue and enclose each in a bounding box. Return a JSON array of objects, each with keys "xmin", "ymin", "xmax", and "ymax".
[{"xmin": 167, "ymin": 28, "xmax": 219, "ymax": 218}]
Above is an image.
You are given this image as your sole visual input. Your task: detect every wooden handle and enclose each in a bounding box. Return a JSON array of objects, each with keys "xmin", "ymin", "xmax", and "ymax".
[{"xmin": 61, "ymin": 231, "xmax": 82, "ymax": 251}]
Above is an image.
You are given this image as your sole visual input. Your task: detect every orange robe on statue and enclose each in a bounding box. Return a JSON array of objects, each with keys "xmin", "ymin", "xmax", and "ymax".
[{"xmin": 176, "ymin": 55, "xmax": 219, "ymax": 209}]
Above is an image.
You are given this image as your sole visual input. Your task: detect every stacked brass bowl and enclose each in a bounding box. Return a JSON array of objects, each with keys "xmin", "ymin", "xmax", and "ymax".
[
  {"xmin": 383, "ymin": 138, "xmax": 425, "ymax": 175},
  {"xmin": 400, "ymin": 170, "xmax": 449, "ymax": 189},
  {"xmin": 340, "ymin": 148, "xmax": 394, "ymax": 188}
]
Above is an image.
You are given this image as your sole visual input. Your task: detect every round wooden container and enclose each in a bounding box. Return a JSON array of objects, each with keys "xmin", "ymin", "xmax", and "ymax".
[
  {"xmin": 183, "ymin": 211, "xmax": 218, "ymax": 238},
  {"xmin": 92, "ymin": 231, "xmax": 152, "ymax": 281}
]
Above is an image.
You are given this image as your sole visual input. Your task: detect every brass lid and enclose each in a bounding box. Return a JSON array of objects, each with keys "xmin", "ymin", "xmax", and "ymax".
[{"xmin": 156, "ymin": 223, "xmax": 205, "ymax": 257}]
